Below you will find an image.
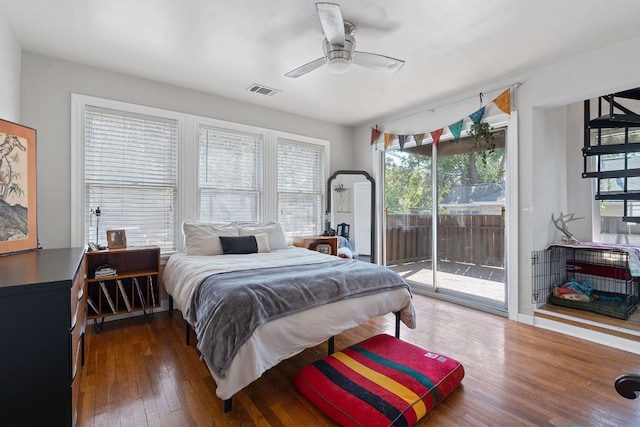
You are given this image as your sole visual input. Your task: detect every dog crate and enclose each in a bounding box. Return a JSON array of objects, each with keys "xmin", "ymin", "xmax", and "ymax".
[{"xmin": 532, "ymin": 244, "xmax": 640, "ymax": 319}]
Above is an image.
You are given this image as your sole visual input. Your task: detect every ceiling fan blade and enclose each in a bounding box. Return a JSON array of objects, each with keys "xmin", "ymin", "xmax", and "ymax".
[
  {"xmin": 285, "ymin": 57, "xmax": 327, "ymax": 78},
  {"xmin": 353, "ymin": 51, "xmax": 405, "ymax": 73},
  {"xmin": 316, "ymin": 2, "xmax": 345, "ymax": 46}
]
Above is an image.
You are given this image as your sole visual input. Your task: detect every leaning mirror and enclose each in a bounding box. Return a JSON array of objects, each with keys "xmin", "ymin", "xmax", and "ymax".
[{"xmin": 326, "ymin": 170, "xmax": 375, "ymax": 263}]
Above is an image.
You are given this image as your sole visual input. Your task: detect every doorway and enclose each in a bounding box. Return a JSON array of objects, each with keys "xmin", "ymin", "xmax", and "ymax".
[{"xmin": 384, "ymin": 127, "xmax": 507, "ymax": 313}]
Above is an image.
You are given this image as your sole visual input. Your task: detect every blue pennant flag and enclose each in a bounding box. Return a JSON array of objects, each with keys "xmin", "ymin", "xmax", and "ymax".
[
  {"xmin": 449, "ymin": 120, "xmax": 464, "ymax": 142},
  {"xmin": 469, "ymin": 106, "xmax": 486, "ymax": 124}
]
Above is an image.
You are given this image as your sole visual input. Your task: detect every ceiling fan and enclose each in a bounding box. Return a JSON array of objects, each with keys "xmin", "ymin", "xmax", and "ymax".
[{"xmin": 285, "ymin": 2, "xmax": 405, "ymax": 78}]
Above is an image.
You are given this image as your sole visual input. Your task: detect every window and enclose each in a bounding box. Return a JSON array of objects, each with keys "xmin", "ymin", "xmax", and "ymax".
[
  {"xmin": 277, "ymin": 137, "xmax": 326, "ymax": 240},
  {"xmin": 83, "ymin": 105, "xmax": 178, "ymax": 252},
  {"xmin": 72, "ymin": 95, "xmax": 329, "ymax": 253},
  {"xmin": 198, "ymin": 125, "xmax": 263, "ymax": 222}
]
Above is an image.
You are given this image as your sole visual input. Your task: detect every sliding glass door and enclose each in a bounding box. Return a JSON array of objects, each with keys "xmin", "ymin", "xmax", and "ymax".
[
  {"xmin": 384, "ymin": 148, "xmax": 435, "ymax": 289},
  {"xmin": 384, "ymin": 128, "xmax": 507, "ymax": 312}
]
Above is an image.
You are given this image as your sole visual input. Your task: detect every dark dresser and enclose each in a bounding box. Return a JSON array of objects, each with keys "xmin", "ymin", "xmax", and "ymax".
[{"xmin": 0, "ymin": 247, "xmax": 86, "ymax": 427}]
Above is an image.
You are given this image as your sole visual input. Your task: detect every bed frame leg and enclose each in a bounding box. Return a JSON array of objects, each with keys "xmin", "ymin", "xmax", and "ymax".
[
  {"xmin": 186, "ymin": 322, "xmax": 190, "ymax": 346},
  {"xmin": 328, "ymin": 336, "xmax": 334, "ymax": 355},
  {"xmin": 168, "ymin": 295, "xmax": 174, "ymax": 311},
  {"xmin": 224, "ymin": 397, "xmax": 232, "ymax": 413},
  {"xmin": 395, "ymin": 312, "xmax": 401, "ymax": 339}
]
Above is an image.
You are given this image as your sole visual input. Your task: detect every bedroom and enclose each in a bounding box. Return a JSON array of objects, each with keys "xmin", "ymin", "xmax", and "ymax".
[{"xmin": 2, "ymin": 1, "xmax": 640, "ymax": 425}]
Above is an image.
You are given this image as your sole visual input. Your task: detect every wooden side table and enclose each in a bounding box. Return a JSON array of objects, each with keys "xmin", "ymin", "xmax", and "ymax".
[
  {"xmin": 292, "ymin": 236, "xmax": 338, "ymax": 256},
  {"xmin": 84, "ymin": 246, "xmax": 161, "ymax": 331}
]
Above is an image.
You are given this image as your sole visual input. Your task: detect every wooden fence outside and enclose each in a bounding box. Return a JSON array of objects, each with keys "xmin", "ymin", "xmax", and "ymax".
[{"xmin": 386, "ymin": 213, "xmax": 505, "ymax": 267}]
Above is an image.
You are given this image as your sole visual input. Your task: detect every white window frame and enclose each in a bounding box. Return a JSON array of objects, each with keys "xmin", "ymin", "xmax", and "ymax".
[{"xmin": 71, "ymin": 94, "xmax": 329, "ymax": 253}]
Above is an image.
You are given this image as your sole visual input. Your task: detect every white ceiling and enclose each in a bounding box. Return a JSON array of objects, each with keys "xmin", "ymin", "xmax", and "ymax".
[{"xmin": 2, "ymin": 0, "xmax": 640, "ymax": 127}]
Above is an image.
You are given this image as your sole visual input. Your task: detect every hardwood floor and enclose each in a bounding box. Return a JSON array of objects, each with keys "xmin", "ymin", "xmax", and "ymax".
[{"xmin": 78, "ymin": 294, "xmax": 640, "ymax": 426}]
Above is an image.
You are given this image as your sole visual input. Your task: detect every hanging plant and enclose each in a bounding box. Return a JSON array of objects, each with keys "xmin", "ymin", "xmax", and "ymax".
[
  {"xmin": 334, "ymin": 183, "xmax": 346, "ymax": 193},
  {"xmin": 468, "ymin": 121, "xmax": 496, "ymax": 164}
]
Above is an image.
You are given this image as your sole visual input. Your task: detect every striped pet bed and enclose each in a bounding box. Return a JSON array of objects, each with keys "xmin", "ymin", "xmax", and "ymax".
[{"xmin": 294, "ymin": 334, "xmax": 464, "ymax": 427}]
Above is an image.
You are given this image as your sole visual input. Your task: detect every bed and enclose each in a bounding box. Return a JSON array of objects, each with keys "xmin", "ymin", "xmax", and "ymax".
[{"xmin": 162, "ymin": 221, "xmax": 416, "ymax": 410}]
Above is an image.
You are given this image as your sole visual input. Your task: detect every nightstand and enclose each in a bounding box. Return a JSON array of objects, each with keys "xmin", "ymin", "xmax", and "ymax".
[{"xmin": 292, "ymin": 236, "xmax": 338, "ymax": 256}]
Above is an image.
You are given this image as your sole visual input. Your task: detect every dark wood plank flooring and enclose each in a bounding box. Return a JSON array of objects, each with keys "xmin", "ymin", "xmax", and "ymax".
[{"xmin": 78, "ymin": 294, "xmax": 640, "ymax": 426}]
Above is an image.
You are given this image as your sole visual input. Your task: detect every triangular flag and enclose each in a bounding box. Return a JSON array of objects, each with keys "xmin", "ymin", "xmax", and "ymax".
[
  {"xmin": 494, "ymin": 89, "xmax": 511, "ymax": 115},
  {"xmin": 398, "ymin": 135, "xmax": 407, "ymax": 151},
  {"xmin": 384, "ymin": 133, "xmax": 395, "ymax": 150},
  {"xmin": 449, "ymin": 119, "xmax": 464, "ymax": 142},
  {"xmin": 413, "ymin": 133, "xmax": 425, "ymax": 146},
  {"xmin": 469, "ymin": 106, "xmax": 486, "ymax": 124},
  {"xmin": 430, "ymin": 129, "xmax": 443, "ymax": 149},
  {"xmin": 370, "ymin": 127, "xmax": 381, "ymax": 145}
]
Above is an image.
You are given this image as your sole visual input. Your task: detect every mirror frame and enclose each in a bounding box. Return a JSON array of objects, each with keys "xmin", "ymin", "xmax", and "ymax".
[{"xmin": 327, "ymin": 170, "xmax": 375, "ymax": 263}]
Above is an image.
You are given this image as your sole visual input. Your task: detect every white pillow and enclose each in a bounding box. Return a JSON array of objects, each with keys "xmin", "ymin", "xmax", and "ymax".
[
  {"xmin": 183, "ymin": 220, "xmax": 238, "ymax": 256},
  {"xmin": 237, "ymin": 222, "xmax": 288, "ymax": 250},
  {"xmin": 254, "ymin": 233, "xmax": 271, "ymax": 253}
]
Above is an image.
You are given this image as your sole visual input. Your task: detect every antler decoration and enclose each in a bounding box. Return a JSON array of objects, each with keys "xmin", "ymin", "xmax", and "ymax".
[{"xmin": 551, "ymin": 212, "xmax": 584, "ymax": 244}]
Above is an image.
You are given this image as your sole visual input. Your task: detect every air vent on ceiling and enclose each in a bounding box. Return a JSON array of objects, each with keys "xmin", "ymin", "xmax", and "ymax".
[{"xmin": 246, "ymin": 84, "xmax": 281, "ymax": 97}]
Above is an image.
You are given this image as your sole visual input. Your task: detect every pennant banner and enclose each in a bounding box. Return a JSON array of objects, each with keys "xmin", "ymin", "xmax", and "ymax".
[
  {"xmin": 384, "ymin": 133, "xmax": 395, "ymax": 151},
  {"xmin": 398, "ymin": 135, "xmax": 407, "ymax": 151},
  {"xmin": 430, "ymin": 129, "xmax": 443, "ymax": 149},
  {"xmin": 494, "ymin": 89, "xmax": 511, "ymax": 115},
  {"xmin": 370, "ymin": 127, "xmax": 381, "ymax": 145},
  {"xmin": 448, "ymin": 120, "xmax": 464, "ymax": 142},
  {"xmin": 469, "ymin": 106, "xmax": 486, "ymax": 124},
  {"xmin": 371, "ymin": 86, "xmax": 514, "ymax": 151}
]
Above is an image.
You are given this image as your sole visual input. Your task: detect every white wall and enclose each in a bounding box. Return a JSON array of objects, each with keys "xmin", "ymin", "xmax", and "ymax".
[
  {"xmin": 0, "ymin": 12, "xmax": 20, "ymax": 122},
  {"xmin": 354, "ymin": 34, "xmax": 640, "ymax": 320},
  {"xmin": 566, "ymin": 101, "xmax": 594, "ymax": 242},
  {"xmin": 18, "ymin": 52, "xmax": 354, "ymax": 249}
]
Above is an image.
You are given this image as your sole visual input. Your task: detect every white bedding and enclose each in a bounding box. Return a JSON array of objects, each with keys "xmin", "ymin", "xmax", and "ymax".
[{"xmin": 163, "ymin": 246, "xmax": 416, "ymax": 400}]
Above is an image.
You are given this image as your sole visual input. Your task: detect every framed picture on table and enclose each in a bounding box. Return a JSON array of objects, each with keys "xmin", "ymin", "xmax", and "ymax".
[{"xmin": 106, "ymin": 229, "xmax": 127, "ymax": 249}]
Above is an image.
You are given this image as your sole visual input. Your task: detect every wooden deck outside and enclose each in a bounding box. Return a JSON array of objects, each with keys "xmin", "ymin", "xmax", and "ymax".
[{"xmin": 389, "ymin": 259, "xmax": 506, "ymax": 304}]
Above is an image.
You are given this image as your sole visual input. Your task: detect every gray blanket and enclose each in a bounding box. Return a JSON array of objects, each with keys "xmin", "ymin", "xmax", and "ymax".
[{"xmin": 186, "ymin": 259, "xmax": 410, "ymax": 379}]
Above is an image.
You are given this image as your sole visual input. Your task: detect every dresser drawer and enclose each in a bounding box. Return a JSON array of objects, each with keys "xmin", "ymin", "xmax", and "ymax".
[
  {"xmin": 71, "ymin": 368, "xmax": 81, "ymax": 426},
  {"xmin": 70, "ymin": 301, "xmax": 86, "ymax": 380},
  {"xmin": 70, "ymin": 256, "xmax": 86, "ymax": 330}
]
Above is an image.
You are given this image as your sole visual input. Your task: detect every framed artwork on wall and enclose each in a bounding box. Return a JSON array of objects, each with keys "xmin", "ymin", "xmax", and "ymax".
[{"xmin": 0, "ymin": 119, "xmax": 37, "ymax": 255}]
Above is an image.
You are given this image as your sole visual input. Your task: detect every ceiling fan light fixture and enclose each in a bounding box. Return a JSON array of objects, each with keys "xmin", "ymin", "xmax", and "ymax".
[
  {"xmin": 327, "ymin": 57, "xmax": 351, "ymax": 74},
  {"xmin": 284, "ymin": 4, "xmax": 405, "ymax": 78}
]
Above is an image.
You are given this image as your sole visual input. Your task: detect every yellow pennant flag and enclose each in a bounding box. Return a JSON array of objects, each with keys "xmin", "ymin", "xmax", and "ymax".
[
  {"xmin": 384, "ymin": 133, "xmax": 395, "ymax": 150},
  {"xmin": 413, "ymin": 133, "xmax": 425, "ymax": 146},
  {"xmin": 494, "ymin": 89, "xmax": 511, "ymax": 115}
]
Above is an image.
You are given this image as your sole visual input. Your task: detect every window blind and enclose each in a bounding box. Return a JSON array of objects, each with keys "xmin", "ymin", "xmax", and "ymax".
[
  {"xmin": 277, "ymin": 138, "xmax": 325, "ymax": 240},
  {"xmin": 84, "ymin": 106, "xmax": 178, "ymax": 251},
  {"xmin": 198, "ymin": 125, "xmax": 263, "ymax": 222}
]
